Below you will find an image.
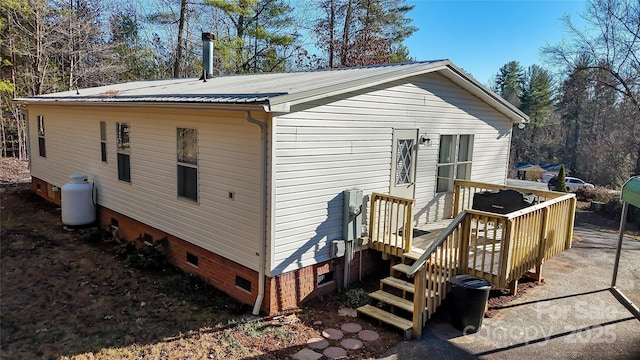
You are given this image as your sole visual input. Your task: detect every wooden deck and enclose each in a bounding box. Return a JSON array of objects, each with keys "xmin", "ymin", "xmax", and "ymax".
[{"xmin": 362, "ymin": 180, "xmax": 577, "ymax": 339}]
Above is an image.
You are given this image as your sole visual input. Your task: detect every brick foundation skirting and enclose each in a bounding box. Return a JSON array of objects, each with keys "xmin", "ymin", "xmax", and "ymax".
[{"xmin": 32, "ymin": 177, "xmax": 384, "ymax": 315}]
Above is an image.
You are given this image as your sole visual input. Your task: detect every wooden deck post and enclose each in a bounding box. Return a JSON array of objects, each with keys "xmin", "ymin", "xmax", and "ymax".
[
  {"xmin": 412, "ymin": 265, "xmax": 427, "ymax": 339},
  {"xmin": 565, "ymin": 197, "xmax": 577, "ymax": 249},
  {"xmin": 499, "ymin": 219, "xmax": 515, "ymax": 289},
  {"xmin": 458, "ymin": 214, "xmax": 470, "ymax": 274},
  {"xmin": 404, "ymin": 202, "xmax": 414, "ymax": 254},
  {"xmin": 533, "ymin": 207, "xmax": 550, "ymax": 284},
  {"xmin": 454, "ymin": 181, "xmax": 461, "ymax": 215}
]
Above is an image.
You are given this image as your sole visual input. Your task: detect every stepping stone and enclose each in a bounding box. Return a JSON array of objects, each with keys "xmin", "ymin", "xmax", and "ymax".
[
  {"xmin": 323, "ymin": 346, "xmax": 348, "ymax": 359},
  {"xmin": 322, "ymin": 328, "xmax": 344, "ymax": 340},
  {"xmin": 338, "ymin": 307, "xmax": 357, "ymax": 317},
  {"xmin": 358, "ymin": 329, "xmax": 379, "ymax": 341},
  {"xmin": 307, "ymin": 337, "xmax": 329, "ymax": 350},
  {"xmin": 292, "ymin": 348, "xmax": 322, "ymax": 360},
  {"xmin": 341, "ymin": 338, "xmax": 364, "ymax": 350},
  {"xmin": 341, "ymin": 322, "xmax": 362, "ymax": 333}
]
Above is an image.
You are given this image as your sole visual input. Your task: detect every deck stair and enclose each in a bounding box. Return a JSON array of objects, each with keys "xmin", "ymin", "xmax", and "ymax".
[
  {"xmin": 357, "ymin": 246, "xmax": 449, "ymax": 340},
  {"xmin": 359, "ymin": 185, "xmax": 577, "ymax": 340}
]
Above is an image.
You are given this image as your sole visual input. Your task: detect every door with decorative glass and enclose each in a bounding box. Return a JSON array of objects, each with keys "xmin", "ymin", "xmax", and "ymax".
[{"xmin": 390, "ymin": 129, "xmax": 418, "ymax": 199}]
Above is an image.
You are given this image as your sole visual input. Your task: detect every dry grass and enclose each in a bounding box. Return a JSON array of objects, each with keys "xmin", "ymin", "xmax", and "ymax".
[{"xmin": 1, "ymin": 167, "xmax": 402, "ymax": 359}]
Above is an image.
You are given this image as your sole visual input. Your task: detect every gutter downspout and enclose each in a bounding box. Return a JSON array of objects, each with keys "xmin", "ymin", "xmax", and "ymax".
[
  {"xmin": 246, "ymin": 111, "xmax": 267, "ymax": 315},
  {"xmin": 23, "ymin": 107, "xmax": 31, "ymax": 169}
]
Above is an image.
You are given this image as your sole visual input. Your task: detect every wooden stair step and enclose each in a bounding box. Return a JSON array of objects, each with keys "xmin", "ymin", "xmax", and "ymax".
[
  {"xmin": 391, "ymin": 263, "xmax": 445, "ymax": 281},
  {"xmin": 403, "ymin": 250, "xmax": 424, "ymax": 261},
  {"xmin": 381, "ymin": 277, "xmax": 415, "ymax": 293},
  {"xmin": 357, "ymin": 304, "xmax": 412, "ymax": 339},
  {"xmin": 369, "ymin": 290, "xmax": 414, "ymax": 313},
  {"xmin": 392, "ymin": 263, "xmax": 412, "ymax": 274}
]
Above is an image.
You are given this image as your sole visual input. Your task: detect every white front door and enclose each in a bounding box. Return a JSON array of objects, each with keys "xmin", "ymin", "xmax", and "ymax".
[{"xmin": 390, "ymin": 129, "xmax": 418, "ymax": 199}]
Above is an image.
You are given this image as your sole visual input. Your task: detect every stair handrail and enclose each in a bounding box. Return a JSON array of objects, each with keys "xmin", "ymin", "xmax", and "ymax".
[{"xmin": 406, "ymin": 211, "xmax": 468, "ymax": 277}]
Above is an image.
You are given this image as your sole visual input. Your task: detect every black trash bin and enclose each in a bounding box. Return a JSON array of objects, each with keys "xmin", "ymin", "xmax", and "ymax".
[{"xmin": 450, "ymin": 275, "xmax": 492, "ymax": 334}]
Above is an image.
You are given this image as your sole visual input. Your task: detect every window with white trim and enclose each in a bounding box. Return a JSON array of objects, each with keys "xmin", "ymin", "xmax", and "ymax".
[
  {"xmin": 100, "ymin": 121, "xmax": 107, "ymax": 162},
  {"xmin": 116, "ymin": 122, "xmax": 130, "ymax": 182},
  {"xmin": 177, "ymin": 128, "xmax": 198, "ymax": 201},
  {"xmin": 436, "ymin": 134, "xmax": 474, "ymax": 192},
  {"xmin": 37, "ymin": 115, "xmax": 46, "ymax": 157},
  {"xmin": 395, "ymin": 139, "xmax": 414, "ymax": 185}
]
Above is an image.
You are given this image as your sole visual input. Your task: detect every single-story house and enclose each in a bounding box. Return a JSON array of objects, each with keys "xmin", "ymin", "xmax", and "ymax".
[{"xmin": 15, "ymin": 36, "xmax": 528, "ymax": 315}]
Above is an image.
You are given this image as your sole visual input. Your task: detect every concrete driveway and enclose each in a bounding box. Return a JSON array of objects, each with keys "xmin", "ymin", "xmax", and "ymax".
[
  {"xmin": 506, "ymin": 179, "xmax": 550, "ymax": 192},
  {"xmin": 381, "ymin": 224, "xmax": 640, "ymax": 359}
]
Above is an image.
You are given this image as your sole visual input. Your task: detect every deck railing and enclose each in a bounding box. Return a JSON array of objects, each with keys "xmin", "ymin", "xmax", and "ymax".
[
  {"xmin": 368, "ymin": 181, "xmax": 577, "ymax": 338},
  {"xmin": 368, "ymin": 192, "xmax": 415, "ymax": 257},
  {"xmin": 407, "ymin": 212, "xmax": 468, "ymax": 337},
  {"xmin": 454, "ymin": 180, "xmax": 577, "ymax": 289}
]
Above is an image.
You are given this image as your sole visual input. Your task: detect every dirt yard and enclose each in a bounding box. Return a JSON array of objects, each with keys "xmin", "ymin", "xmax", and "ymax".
[
  {"xmin": 1, "ymin": 159, "xmax": 403, "ymax": 359},
  {"xmin": 2, "ymin": 158, "xmax": 636, "ymax": 359}
]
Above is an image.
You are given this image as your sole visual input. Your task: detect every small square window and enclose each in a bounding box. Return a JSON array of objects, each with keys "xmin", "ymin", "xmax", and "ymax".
[
  {"xmin": 317, "ymin": 271, "xmax": 334, "ymax": 286},
  {"xmin": 186, "ymin": 252, "xmax": 199, "ymax": 267},
  {"xmin": 142, "ymin": 233, "xmax": 153, "ymax": 245},
  {"xmin": 235, "ymin": 275, "xmax": 251, "ymax": 292}
]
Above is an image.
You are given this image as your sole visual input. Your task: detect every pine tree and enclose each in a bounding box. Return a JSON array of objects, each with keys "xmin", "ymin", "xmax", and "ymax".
[
  {"xmin": 205, "ymin": 0, "xmax": 297, "ymax": 74},
  {"xmin": 495, "ymin": 61, "xmax": 525, "ymax": 108},
  {"xmin": 554, "ymin": 165, "xmax": 567, "ymax": 192}
]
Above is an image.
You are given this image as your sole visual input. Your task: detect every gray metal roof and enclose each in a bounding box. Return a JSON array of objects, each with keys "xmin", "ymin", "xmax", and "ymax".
[{"xmin": 14, "ymin": 60, "xmax": 528, "ymax": 123}]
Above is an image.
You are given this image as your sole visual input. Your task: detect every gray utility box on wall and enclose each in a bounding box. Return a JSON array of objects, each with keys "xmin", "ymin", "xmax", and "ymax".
[
  {"xmin": 330, "ymin": 189, "xmax": 363, "ymax": 259},
  {"xmin": 343, "ymin": 189, "xmax": 363, "ymax": 241}
]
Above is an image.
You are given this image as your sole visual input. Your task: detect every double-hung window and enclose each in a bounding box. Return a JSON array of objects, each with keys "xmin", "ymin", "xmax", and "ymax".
[
  {"xmin": 436, "ymin": 134, "xmax": 474, "ymax": 192},
  {"xmin": 37, "ymin": 115, "xmax": 46, "ymax": 157},
  {"xmin": 116, "ymin": 122, "xmax": 131, "ymax": 182},
  {"xmin": 100, "ymin": 121, "xmax": 107, "ymax": 162},
  {"xmin": 177, "ymin": 128, "xmax": 198, "ymax": 201}
]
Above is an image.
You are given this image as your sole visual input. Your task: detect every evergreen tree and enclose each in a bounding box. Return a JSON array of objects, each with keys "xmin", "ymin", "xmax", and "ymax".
[
  {"xmin": 495, "ymin": 61, "xmax": 525, "ymax": 108},
  {"xmin": 205, "ymin": 0, "xmax": 297, "ymax": 74},
  {"xmin": 520, "ymin": 64, "xmax": 554, "ymax": 155},
  {"xmin": 554, "ymin": 165, "xmax": 567, "ymax": 192}
]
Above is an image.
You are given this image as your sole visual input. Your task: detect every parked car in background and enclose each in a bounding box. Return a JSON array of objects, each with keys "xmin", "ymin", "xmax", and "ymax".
[
  {"xmin": 548, "ymin": 176, "xmax": 595, "ymax": 192},
  {"xmin": 542, "ymin": 173, "xmax": 556, "ymax": 183}
]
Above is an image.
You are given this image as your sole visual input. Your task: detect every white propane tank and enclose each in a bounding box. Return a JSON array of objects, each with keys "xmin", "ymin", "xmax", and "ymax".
[{"xmin": 61, "ymin": 173, "xmax": 96, "ymax": 226}]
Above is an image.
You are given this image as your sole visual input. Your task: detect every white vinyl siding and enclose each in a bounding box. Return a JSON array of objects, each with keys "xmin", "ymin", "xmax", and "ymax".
[
  {"xmin": 272, "ymin": 72, "xmax": 513, "ymax": 275},
  {"xmin": 28, "ymin": 106, "xmax": 263, "ymax": 271}
]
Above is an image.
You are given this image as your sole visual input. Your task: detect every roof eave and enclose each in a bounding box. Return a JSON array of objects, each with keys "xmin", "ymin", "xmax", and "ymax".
[
  {"xmin": 439, "ymin": 63, "xmax": 529, "ymax": 124},
  {"xmin": 267, "ymin": 61, "xmax": 450, "ymax": 112},
  {"xmin": 267, "ymin": 60, "xmax": 529, "ymax": 124},
  {"xmin": 12, "ymin": 98, "xmax": 269, "ymax": 112}
]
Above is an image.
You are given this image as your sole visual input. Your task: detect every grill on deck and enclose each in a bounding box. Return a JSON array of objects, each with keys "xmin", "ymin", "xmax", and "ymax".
[{"xmin": 472, "ymin": 189, "xmax": 536, "ymax": 214}]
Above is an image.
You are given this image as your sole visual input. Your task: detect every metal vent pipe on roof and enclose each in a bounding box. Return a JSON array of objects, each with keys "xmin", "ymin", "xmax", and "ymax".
[{"xmin": 201, "ymin": 32, "xmax": 214, "ymax": 80}]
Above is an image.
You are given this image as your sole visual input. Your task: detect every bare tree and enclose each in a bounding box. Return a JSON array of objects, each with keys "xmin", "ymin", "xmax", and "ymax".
[
  {"xmin": 173, "ymin": 0, "xmax": 188, "ymax": 78},
  {"xmin": 544, "ymin": 0, "xmax": 640, "ymax": 175}
]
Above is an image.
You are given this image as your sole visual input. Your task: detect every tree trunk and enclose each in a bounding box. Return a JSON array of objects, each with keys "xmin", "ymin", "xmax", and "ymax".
[
  {"xmin": 328, "ymin": 0, "xmax": 335, "ymax": 68},
  {"xmin": 340, "ymin": 0, "xmax": 353, "ymax": 67},
  {"xmin": 173, "ymin": 0, "xmax": 188, "ymax": 78},
  {"xmin": 68, "ymin": 0, "xmax": 75, "ymax": 90},
  {"xmin": 32, "ymin": 6, "xmax": 42, "ymax": 95},
  {"xmin": 634, "ymin": 145, "xmax": 640, "ymax": 176}
]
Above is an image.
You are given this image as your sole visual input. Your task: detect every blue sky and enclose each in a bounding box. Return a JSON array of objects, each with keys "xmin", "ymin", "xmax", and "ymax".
[{"xmin": 404, "ymin": 0, "xmax": 587, "ymax": 85}]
